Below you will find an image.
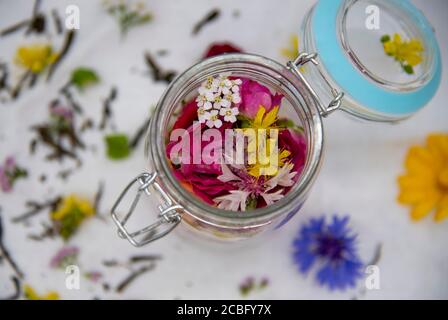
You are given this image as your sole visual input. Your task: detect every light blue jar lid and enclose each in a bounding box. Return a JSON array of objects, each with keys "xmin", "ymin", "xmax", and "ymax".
[{"xmin": 311, "ymin": 0, "xmax": 441, "ymax": 118}]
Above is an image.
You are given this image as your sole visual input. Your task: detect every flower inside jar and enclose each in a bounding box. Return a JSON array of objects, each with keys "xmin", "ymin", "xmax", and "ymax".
[{"xmin": 166, "ymin": 73, "xmax": 307, "ymax": 211}]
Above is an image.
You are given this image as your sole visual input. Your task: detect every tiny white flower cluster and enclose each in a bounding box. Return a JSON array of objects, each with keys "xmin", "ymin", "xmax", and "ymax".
[{"xmin": 196, "ymin": 73, "xmax": 242, "ymax": 128}]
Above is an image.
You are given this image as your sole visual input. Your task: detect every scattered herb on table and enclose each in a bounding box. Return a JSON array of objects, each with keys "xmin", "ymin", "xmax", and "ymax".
[
  {"xmin": 0, "ymin": 0, "xmax": 45, "ymax": 37},
  {"xmin": 1, "ymin": 276, "xmax": 21, "ymax": 300},
  {"xmin": 239, "ymin": 276, "xmax": 270, "ymax": 297},
  {"xmin": 47, "ymin": 30, "xmax": 76, "ymax": 81},
  {"xmin": 144, "ymin": 52, "xmax": 177, "ymax": 84},
  {"xmin": 116, "ymin": 264, "xmax": 155, "ymax": 293},
  {"xmin": 51, "ymin": 9, "xmax": 63, "ymax": 34},
  {"xmin": 102, "ymin": 255, "xmax": 162, "ymax": 292},
  {"xmin": 23, "ymin": 284, "xmax": 59, "ymax": 300},
  {"xmin": 30, "ymin": 103, "xmax": 85, "ymax": 162},
  {"xmin": 0, "ymin": 156, "xmax": 28, "ymax": 193},
  {"xmin": 103, "ymin": 0, "xmax": 153, "ymax": 36},
  {"xmin": 0, "ymin": 212, "xmax": 24, "ymax": 278},
  {"xmin": 105, "ymin": 133, "xmax": 130, "ymax": 160},
  {"xmin": 50, "ymin": 194, "xmax": 95, "ymax": 241},
  {"xmin": 100, "ymin": 87, "xmax": 118, "ymax": 130},
  {"xmin": 12, "ymin": 197, "xmax": 62, "ymax": 223},
  {"xmin": 70, "ymin": 67, "xmax": 100, "ymax": 91},
  {"xmin": 129, "ymin": 116, "xmax": 151, "ymax": 150},
  {"xmin": 192, "ymin": 8, "xmax": 220, "ymax": 35},
  {"xmin": 50, "ymin": 246, "xmax": 79, "ymax": 269}
]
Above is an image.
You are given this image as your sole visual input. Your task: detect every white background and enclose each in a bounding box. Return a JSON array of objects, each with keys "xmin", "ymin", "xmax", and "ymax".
[{"xmin": 0, "ymin": 0, "xmax": 447, "ymax": 299}]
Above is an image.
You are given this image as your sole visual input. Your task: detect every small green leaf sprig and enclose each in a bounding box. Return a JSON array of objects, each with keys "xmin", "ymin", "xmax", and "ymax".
[{"xmin": 103, "ymin": 0, "xmax": 153, "ymax": 36}]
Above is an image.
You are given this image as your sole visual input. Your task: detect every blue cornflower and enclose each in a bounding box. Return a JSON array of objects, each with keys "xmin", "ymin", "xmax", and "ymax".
[{"xmin": 292, "ymin": 215, "xmax": 364, "ymax": 291}]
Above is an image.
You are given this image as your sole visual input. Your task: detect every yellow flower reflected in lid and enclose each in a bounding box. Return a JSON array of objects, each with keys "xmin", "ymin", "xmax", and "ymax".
[{"xmin": 382, "ymin": 33, "xmax": 424, "ymax": 74}]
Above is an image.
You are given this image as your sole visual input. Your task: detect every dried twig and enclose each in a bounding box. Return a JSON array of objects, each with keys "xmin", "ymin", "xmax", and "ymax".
[
  {"xmin": 367, "ymin": 243, "xmax": 382, "ymax": 266},
  {"xmin": 116, "ymin": 263, "xmax": 155, "ymax": 293},
  {"xmin": 192, "ymin": 9, "xmax": 220, "ymax": 35},
  {"xmin": 93, "ymin": 181, "xmax": 105, "ymax": 215},
  {"xmin": 0, "ymin": 213, "xmax": 24, "ymax": 278},
  {"xmin": 51, "ymin": 9, "xmax": 63, "ymax": 34},
  {"xmin": 60, "ymin": 85, "xmax": 83, "ymax": 113},
  {"xmin": 99, "ymin": 87, "xmax": 118, "ymax": 130},
  {"xmin": 2, "ymin": 276, "xmax": 21, "ymax": 300},
  {"xmin": 129, "ymin": 117, "xmax": 151, "ymax": 150},
  {"xmin": 12, "ymin": 197, "xmax": 61, "ymax": 224},
  {"xmin": 144, "ymin": 52, "xmax": 177, "ymax": 84},
  {"xmin": 47, "ymin": 30, "xmax": 76, "ymax": 81}
]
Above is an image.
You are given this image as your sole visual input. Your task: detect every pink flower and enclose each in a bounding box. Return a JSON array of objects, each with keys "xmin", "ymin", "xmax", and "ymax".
[
  {"xmin": 0, "ymin": 167, "xmax": 11, "ymax": 192},
  {"xmin": 50, "ymin": 105, "xmax": 74, "ymax": 123},
  {"xmin": 50, "ymin": 246, "xmax": 79, "ymax": 268},
  {"xmin": 166, "ymin": 122, "xmax": 237, "ymax": 204},
  {"xmin": 0, "ymin": 156, "xmax": 27, "ymax": 193},
  {"xmin": 279, "ymin": 129, "xmax": 307, "ymax": 176},
  {"xmin": 203, "ymin": 42, "xmax": 242, "ymax": 58},
  {"xmin": 237, "ymin": 78, "xmax": 283, "ymax": 118},
  {"xmin": 172, "ymin": 99, "xmax": 199, "ymax": 130}
]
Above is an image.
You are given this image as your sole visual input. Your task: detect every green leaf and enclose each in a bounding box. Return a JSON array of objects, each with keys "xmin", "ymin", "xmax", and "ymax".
[
  {"xmin": 71, "ymin": 67, "xmax": 100, "ymax": 90},
  {"xmin": 236, "ymin": 115, "xmax": 252, "ymax": 128},
  {"xmin": 380, "ymin": 35, "xmax": 390, "ymax": 43},
  {"xmin": 105, "ymin": 133, "xmax": 130, "ymax": 160},
  {"xmin": 246, "ymin": 196, "xmax": 258, "ymax": 211},
  {"xmin": 277, "ymin": 118, "xmax": 305, "ymax": 134},
  {"xmin": 403, "ymin": 65, "xmax": 414, "ymax": 74}
]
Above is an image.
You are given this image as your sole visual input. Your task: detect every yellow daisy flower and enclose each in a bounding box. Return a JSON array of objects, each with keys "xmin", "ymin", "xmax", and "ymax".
[
  {"xmin": 23, "ymin": 285, "xmax": 59, "ymax": 300},
  {"xmin": 244, "ymin": 106, "xmax": 290, "ymax": 177},
  {"xmin": 51, "ymin": 194, "xmax": 95, "ymax": 240},
  {"xmin": 397, "ymin": 133, "xmax": 448, "ymax": 222},
  {"xmin": 14, "ymin": 44, "xmax": 58, "ymax": 74}
]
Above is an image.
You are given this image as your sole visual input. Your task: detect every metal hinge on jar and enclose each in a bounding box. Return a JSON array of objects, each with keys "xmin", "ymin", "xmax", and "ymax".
[
  {"xmin": 287, "ymin": 52, "xmax": 344, "ymax": 117},
  {"xmin": 111, "ymin": 172, "xmax": 183, "ymax": 247}
]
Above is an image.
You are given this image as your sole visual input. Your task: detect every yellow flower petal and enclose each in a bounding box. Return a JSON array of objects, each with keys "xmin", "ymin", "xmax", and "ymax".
[
  {"xmin": 262, "ymin": 106, "xmax": 279, "ymax": 128},
  {"xmin": 434, "ymin": 195, "xmax": 448, "ymax": 222},
  {"xmin": 410, "ymin": 197, "xmax": 438, "ymax": 221}
]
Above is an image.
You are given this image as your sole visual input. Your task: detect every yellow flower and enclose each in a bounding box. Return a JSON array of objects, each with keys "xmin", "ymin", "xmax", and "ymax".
[
  {"xmin": 24, "ymin": 285, "xmax": 59, "ymax": 300},
  {"xmin": 248, "ymin": 147, "xmax": 290, "ymax": 177},
  {"xmin": 383, "ymin": 33, "xmax": 424, "ymax": 69},
  {"xmin": 14, "ymin": 44, "xmax": 58, "ymax": 73},
  {"xmin": 397, "ymin": 133, "xmax": 448, "ymax": 222},
  {"xmin": 249, "ymin": 105, "xmax": 279, "ymax": 131},
  {"xmin": 51, "ymin": 194, "xmax": 95, "ymax": 240},
  {"xmin": 244, "ymin": 106, "xmax": 290, "ymax": 177},
  {"xmin": 281, "ymin": 35, "xmax": 299, "ymax": 61}
]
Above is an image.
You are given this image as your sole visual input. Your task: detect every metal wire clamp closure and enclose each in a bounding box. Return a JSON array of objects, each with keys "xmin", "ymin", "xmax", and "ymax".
[
  {"xmin": 287, "ymin": 52, "xmax": 344, "ymax": 117},
  {"xmin": 111, "ymin": 172, "xmax": 183, "ymax": 247}
]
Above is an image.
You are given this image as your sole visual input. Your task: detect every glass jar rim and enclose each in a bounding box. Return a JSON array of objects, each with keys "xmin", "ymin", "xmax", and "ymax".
[{"xmin": 146, "ymin": 53, "xmax": 324, "ymax": 224}]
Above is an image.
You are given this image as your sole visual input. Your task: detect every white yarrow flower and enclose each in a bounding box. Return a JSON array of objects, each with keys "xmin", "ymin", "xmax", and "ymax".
[
  {"xmin": 205, "ymin": 110, "xmax": 222, "ymax": 128},
  {"xmin": 197, "ymin": 107, "xmax": 210, "ymax": 124},
  {"xmin": 219, "ymin": 107, "xmax": 239, "ymax": 123},
  {"xmin": 196, "ymin": 73, "xmax": 243, "ymax": 125}
]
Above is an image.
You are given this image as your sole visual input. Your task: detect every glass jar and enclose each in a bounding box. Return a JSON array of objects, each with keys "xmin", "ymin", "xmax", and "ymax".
[{"xmin": 111, "ymin": 0, "xmax": 441, "ymax": 247}]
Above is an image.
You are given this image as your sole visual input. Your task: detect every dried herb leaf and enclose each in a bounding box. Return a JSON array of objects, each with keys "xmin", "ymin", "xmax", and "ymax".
[
  {"xmin": 71, "ymin": 67, "xmax": 100, "ymax": 90},
  {"xmin": 380, "ymin": 35, "xmax": 391, "ymax": 43},
  {"xmin": 105, "ymin": 133, "xmax": 130, "ymax": 160},
  {"xmin": 192, "ymin": 9, "xmax": 220, "ymax": 35}
]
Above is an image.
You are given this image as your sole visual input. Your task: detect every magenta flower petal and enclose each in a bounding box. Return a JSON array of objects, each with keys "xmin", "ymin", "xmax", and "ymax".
[
  {"xmin": 0, "ymin": 167, "xmax": 12, "ymax": 193},
  {"xmin": 237, "ymin": 78, "xmax": 284, "ymax": 118},
  {"xmin": 279, "ymin": 129, "xmax": 307, "ymax": 176}
]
